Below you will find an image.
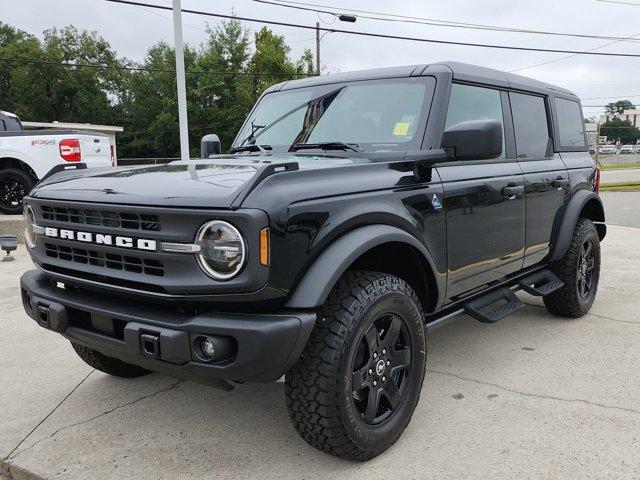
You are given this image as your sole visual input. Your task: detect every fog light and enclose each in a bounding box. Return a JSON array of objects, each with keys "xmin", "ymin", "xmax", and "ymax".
[{"xmin": 200, "ymin": 337, "xmax": 215, "ymax": 359}]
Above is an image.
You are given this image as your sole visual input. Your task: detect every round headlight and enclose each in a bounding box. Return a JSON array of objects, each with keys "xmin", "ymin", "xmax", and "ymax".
[
  {"xmin": 24, "ymin": 204, "xmax": 37, "ymax": 248},
  {"xmin": 196, "ymin": 220, "xmax": 246, "ymax": 280}
]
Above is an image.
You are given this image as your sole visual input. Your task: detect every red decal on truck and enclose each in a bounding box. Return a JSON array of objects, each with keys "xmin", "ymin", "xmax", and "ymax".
[{"xmin": 31, "ymin": 139, "xmax": 56, "ymax": 146}]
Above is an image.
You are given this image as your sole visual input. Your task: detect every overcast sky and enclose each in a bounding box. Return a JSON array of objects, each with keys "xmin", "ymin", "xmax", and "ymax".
[{"xmin": 4, "ymin": 0, "xmax": 640, "ymax": 119}]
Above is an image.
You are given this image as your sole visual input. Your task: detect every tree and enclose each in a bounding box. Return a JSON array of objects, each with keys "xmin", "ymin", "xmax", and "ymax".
[
  {"xmin": 600, "ymin": 117, "xmax": 640, "ymax": 144},
  {"xmin": 0, "ymin": 23, "xmax": 126, "ymax": 126},
  {"xmin": 604, "ymin": 100, "xmax": 636, "ymax": 115},
  {"xmin": 0, "ymin": 19, "xmax": 315, "ymax": 158}
]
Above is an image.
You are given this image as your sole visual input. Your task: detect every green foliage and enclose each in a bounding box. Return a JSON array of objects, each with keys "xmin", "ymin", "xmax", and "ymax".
[
  {"xmin": 0, "ymin": 19, "xmax": 314, "ymax": 158},
  {"xmin": 600, "ymin": 117, "xmax": 640, "ymax": 144},
  {"xmin": 604, "ymin": 100, "xmax": 636, "ymax": 115}
]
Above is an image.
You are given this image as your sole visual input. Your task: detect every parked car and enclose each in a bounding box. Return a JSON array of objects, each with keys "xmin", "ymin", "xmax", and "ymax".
[
  {"xmin": 0, "ymin": 110, "xmax": 114, "ymax": 214},
  {"xmin": 619, "ymin": 144, "xmax": 635, "ymax": 154},
  {"xmin": 589, "ymin": 146, "xmax": 597, "ymax": 155},
  {"xmin": 598, "ymin": 145, "xmax": 617, "ymax": 154},
  {"xmin": 20, "ymin": 62, "xmax": 605, "ymax": 461}
]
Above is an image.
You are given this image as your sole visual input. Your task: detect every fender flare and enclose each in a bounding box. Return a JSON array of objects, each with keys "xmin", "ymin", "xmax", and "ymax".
[
  {"xmin": 285, "ymin": 224, "xmax": 441, "ymax": 309},
  {"xmin": 550, "ymin": 190, "xmax": 606, "ymax": 262}
]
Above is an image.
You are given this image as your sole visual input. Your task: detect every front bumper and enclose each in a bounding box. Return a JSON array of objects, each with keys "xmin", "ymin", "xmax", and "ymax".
[{"xmin": 20, "ymin": 270, "xmax": 315, "ymax": 388}]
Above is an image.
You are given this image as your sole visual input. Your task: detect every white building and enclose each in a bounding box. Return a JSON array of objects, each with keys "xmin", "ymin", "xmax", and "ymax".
[{"xmin": 599, "ymin": 109, "xmax": 640, "ymax": 127}]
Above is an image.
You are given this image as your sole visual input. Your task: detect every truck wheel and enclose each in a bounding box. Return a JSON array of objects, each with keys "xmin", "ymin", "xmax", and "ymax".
[
  {"xmin": 71, "ymin": 343, "xmax": 150, "ymax": 378},
  {"xmin": 285, "ymin": 271, "xmax": 426, "ymax": 461},
  {"xmin": 544, "ymin": 218, "xmax": 601, "ymax": 317},
  {"xmin": 0, "ymin": 168, "xmax": 35, "ymax": 214}
]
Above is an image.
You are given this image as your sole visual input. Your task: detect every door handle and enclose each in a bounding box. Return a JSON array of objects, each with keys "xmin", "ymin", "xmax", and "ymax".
[
  {"xmin": 552, "ymin": 178, "xmax": 570, "ymax": 188},
  {"xmin": 502, "ymin": 185, "xmax": 524, "ymax": 199}
]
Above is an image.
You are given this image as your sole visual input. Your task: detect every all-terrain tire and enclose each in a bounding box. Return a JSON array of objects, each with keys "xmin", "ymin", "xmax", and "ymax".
[
  {"xmin": 0, "ymin": 168, "xmax": 36, "ymax": 214},
  {"xmin": 285, "ymin": 271, "xmax": 427, "ymax": 461},
  {"xmin": 71, "ymin": 343, "xmax": 150, "ymax": 378},
  {"xmin": 544, "ymin": 218, "xmax": 601, "ymax": 317}
]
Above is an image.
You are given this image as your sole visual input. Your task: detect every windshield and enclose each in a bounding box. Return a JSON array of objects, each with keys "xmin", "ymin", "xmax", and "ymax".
[{"xmin": 233, "ymin": 77, "xmax": 435, "ymax": 153}]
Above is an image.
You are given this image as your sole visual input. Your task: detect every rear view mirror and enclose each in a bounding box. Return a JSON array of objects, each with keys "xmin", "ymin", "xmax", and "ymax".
[
  {"xmin": 201, "ymin": 134, "xmax": 222, "ymax": 158},
  {"xmin": 441, "ymin": 119, "xmax": 502, "ymax": 161}
]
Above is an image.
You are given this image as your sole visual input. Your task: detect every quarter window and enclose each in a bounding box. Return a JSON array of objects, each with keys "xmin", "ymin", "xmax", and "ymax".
[
  {"xmin": 510, "ymin": 93, "xmax": 551, "ymax": 159},
  {"xmin": 555, "ymin": 98, "xmax": 586, "ymax": 147},
  {"xmin": 445, "ymin": 84, "xmax": 505, "ymax": 158}
]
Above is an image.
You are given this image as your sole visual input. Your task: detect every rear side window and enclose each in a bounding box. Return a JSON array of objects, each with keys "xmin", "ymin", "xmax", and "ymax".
[
  {"xmin": 4, "ymin": 116, "xmax": 21, "ymax": 131},
  {"xmin": 0, "ymin": 119, "xmax": 5, "ymax": 131},
  {"xmin": 555, "ymin": 98, "xmax": 586, "ymax": 147},
  {"xmin": 510, "ymin": 93, "xmax": 551, "ymax": 159},
  {"xmin": 445, "ymin": 83, "xmax": 505, "ymax": 158}
]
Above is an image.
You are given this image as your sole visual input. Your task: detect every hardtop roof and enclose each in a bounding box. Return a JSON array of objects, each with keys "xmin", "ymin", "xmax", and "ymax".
[{"xmin": 268, "ymin": 61, "xmax": 577, "ymax": 99}]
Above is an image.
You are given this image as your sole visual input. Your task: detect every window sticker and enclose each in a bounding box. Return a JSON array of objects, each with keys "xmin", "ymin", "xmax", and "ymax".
[{"xmin": 393, "ymin": 122, "xmax": 411, "ymax": 136}]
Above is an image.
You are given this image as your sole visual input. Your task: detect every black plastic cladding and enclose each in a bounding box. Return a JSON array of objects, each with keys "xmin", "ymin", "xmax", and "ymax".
[{"xmin": 26, "ymin": 198, "xmax": 271, "ymax": 300}]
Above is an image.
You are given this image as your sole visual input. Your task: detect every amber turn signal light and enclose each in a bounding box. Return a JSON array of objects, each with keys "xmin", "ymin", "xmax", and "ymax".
[{"xmin": 259, "ymin": 228, "xmax": 270, "ymax": 266}]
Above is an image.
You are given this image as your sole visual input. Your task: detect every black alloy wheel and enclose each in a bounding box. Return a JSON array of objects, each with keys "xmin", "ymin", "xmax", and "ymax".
[
  {"xmin": 351, "ymin": 314, "xmax": 412, "ymax": 425},
  {"xmin": 0, "ymin": 169, "xmax": 36, "ymax": 214},
  {"xmin": 577, "ymin": 238, "xmax": 596, "ymax": 300}
]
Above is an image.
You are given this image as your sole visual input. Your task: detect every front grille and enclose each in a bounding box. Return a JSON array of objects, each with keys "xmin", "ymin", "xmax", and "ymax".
[
  {"xmin": 45, "ymin": 243, "xmax": 164, "ymax": 277},
  {"xmin": 41, "ymin": 205, "xmax": 161, "ymax": 232}
]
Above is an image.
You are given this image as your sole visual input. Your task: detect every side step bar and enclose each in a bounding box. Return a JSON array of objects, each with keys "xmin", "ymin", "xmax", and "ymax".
[
  {"xmin": 464, "ymin": 288, "xmax": 524, "ymax": 323},
  {"xmin": 428, "ymin": 269, "xmax": 564, "ymax": 329},
  {"xmin": 518, "ymin": 270, "xmax": 563, "ymax": 297}
]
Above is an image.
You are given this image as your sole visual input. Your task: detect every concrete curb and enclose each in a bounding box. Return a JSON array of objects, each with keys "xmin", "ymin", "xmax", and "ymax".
[
  {"xmin": 0, "ymin": 216, "xmax": 24, "ymax": 243},
  {"xmin": 0, "ymin": 460, "xmax": 45, "ymax": 480}
]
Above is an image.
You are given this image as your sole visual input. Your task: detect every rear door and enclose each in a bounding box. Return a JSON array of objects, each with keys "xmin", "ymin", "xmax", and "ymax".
[
  {"xmin": 510, "ymin": 92, "xmax": 569, "ymax": 268},
  {"xmin": 437, "ymin": 83, "xmax": 526, "ymax": 302}
]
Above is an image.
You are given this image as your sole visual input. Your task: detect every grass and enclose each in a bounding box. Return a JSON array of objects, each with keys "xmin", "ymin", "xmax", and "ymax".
[
  {"xmin": 599, "ymin": 163, "xmax": 640, "ymax": 171},
  {"xmin": 600, "ymin": 181, "xmax": 640, "ymax": 192}
]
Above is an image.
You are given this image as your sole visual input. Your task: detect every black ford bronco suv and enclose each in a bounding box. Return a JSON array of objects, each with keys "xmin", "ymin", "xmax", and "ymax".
[{"xmin": 20, "ymin": 62, "xmax": 605, "ymax": 461}]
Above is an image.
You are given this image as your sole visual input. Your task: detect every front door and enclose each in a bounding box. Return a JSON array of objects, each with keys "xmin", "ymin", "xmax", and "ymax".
[{"xmin": 437, "ymin": 83, "xmax": 526, "ymax": 302}]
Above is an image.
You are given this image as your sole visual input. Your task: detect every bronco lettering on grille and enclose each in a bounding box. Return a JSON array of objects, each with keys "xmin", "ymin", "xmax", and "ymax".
[{"xmin": 43, "ymin": 227, "xmax": 157, "ymax": 251}]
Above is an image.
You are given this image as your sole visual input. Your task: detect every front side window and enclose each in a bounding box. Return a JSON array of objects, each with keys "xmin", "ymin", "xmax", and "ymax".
[
  {"xmin": 233, "ymin": 77, "xmax": 435, "ymax": 153},
  {"xmin": 0, "ymin": 119, "xmax": 5, "ymax": 131},
  {"xmin": 555, "ymin": 98, "xmax": 586, "ymax": 147},
  {"xmin": 445, "ymin": 83, "xmax": 505, "ymax": 158},
  {"xmin": 510, "ymin": 93, "xmax": 551, "ymax": 159}
]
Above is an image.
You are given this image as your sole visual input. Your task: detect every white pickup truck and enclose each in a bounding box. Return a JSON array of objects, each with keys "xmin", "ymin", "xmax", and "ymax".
[{"xmin": 0, "ymin": 110, "xmax": 113, "ymax": 214}]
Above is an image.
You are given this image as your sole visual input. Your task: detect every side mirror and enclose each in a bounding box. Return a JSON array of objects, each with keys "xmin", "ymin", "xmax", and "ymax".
[
  {"xmin": 201, "ymin": 134, "xmax": 222, "ymax": 158},
  {"xmin": 441, "ymin": 119, "xmax": 502, "ymax": 161}
]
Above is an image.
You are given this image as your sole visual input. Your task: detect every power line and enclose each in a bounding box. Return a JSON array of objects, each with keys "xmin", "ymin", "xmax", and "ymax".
[
  {"xmin": 510, "ymin": 30, "xmax": 640, "ymax": 73},
  {"xmin": 253, "ymin": 0, "xmax": 640, "ymax": 44},
  {"xmin": 102, "ymin": 0, "xmax": 640, "ymax": 58},
  {"xmin": 582, "ymin": 94, "xmax": 640, "ymax": 99},
  {"xmin": 596, "ymin": 0, "xmax": 640, "ymax": 5},
  {"xmin": 0, "ymin": 57, "xmax": 313, "ymax": 77}
]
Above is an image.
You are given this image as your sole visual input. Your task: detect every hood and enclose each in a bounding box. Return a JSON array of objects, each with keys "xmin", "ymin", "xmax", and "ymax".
[{"xmin": 30, "ymin": 155, "xmax": 366, "ymax": 208}]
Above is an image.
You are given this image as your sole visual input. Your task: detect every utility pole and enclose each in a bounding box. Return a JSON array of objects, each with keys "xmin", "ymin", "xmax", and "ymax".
[
  {"xmin": 172, "ymin": 0, "xmax": 190, "ymax": 160},
  {"xmin": 315, "ymin": 22, "xmax": 321, "ymax": 75}
]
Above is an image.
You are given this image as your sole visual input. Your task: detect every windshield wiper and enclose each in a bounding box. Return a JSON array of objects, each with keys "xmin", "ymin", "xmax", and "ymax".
[
  {"xmin": 228, "ymin": 144, "xmax": 273, "ymax": 154},
  {"xmin": 289, "ymin": 141, "xmax": 363, "ymax": 153}
]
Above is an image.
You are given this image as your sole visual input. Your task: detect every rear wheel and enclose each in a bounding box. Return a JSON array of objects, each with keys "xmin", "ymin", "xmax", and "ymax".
[
  {"xmin": 71, "ymin": 343, "xmax": 150, "ymax": 378},
  {"xmin": 544, "ymin": 218, "xmax": 601, "ymax": 317},
  {"xmin": 0, "ymin": 168, "xmax": 35, "ymax": 214},
  {"xmin": 285, "ymin": 271, "xmax": 427, "ymax": 461}
]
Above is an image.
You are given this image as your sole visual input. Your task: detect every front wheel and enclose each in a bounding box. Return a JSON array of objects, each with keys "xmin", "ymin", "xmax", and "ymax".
[
  {"xmin": 285, "ymin": 271, "xmax": 427, "ymax": 461},
  {"xmin": 0, "ymin": 168, "xmax": 36, "ymax": 214},
  {"xmin": 544, "ymin": 218, "xmax": 601, "ymax": 317}
]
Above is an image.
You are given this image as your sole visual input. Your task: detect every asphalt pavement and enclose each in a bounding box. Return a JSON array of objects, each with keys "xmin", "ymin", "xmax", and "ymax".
[
  {"xmin": 601, "ymin": 168, "xmax": 640, "ymax": 184},
  {"xmin": 601, "ymin": 192, "xmax": 640, "ymax": 229},
  {"xmin": 1, "ymin": 199, "xmax": 639, "ymax": 479}
]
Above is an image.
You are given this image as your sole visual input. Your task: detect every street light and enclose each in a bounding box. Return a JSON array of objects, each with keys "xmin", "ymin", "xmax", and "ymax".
[{"xmin": 315, "ymin": 14, "xmax": 357, "ymax": 75}]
